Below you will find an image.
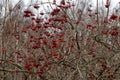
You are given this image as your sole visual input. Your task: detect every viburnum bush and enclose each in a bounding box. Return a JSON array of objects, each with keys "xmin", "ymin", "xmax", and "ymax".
[{"xmin": 0, "ymin": 0, "xmax": 120, "ymax": 80}]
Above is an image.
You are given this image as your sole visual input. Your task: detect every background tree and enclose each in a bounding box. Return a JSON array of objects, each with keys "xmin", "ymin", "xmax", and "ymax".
[{"xmin": 0, "ymin": 0, "xmax": 120, "ymax": 80}]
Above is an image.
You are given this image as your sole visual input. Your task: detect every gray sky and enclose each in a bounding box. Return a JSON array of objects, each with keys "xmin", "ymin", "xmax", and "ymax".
[
  {"xmin": 1, "ymin": 0, "xmax": 119, "ymax": 10},
  {"xmin": 11, "ymin": 0, "xmax": 120, "ymax": 8},
  {"xmin": 11, "ymin": 0, "xmax": 120, "ymax": 13},
  {"xmin": 0, "ymin": 0, "xmax": 119, "ymax": 18}
]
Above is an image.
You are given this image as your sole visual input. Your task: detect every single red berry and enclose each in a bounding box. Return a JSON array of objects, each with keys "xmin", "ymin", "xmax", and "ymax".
[{"xmin": 34, "ymin": 5, "xmax": 40, "ymax": 9}]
